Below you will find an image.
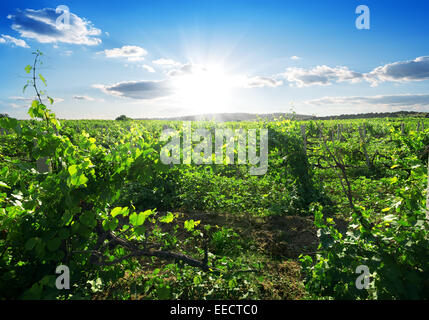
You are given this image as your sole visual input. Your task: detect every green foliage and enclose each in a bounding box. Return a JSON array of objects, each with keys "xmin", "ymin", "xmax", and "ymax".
[{"xmin": 300, "ymin": 126, "xmax": 429, "ymax": 299}]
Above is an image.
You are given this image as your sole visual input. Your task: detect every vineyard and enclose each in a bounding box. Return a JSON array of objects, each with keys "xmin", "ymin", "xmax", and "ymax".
[{"xmin": 1, "ymin": 54, "xmax": 429, "ymax": 300}]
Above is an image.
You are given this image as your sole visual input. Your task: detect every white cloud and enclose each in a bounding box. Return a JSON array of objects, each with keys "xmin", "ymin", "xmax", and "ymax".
[
  {"xmin": 307, "ymin": 94, "xmax": 429, "ymax": 108},
  {"xmin": 9, "ymin": 96, "xmax": 33, "ymax": 101},
  {"xmin": 290, "ymin": 56, "xmax": 301, "ymax": 60},
  {"xmin": 100, "ymin": 45, "xmax": 148, "ymax": 62},
  {"xmin": 10, "ymin": 103, "xmax": 26, "ymax": 108},
  {"xmin": 9, "ymin": 96, "xmax": 64, "ymax": 105},
  {"xmin": 245, "ymin": 76, "xmax": 283, "ymax": 88},
  {"xmin": 0, "ymin": 34, "xmax": 29, "ymax": 48},
  {"xmin": 366, "ymin": 56, "xmax": 429, "ymax": 86},
  {"xmin": 142, "ymin": 65, "xmax": 155, "ymax": 73},
  {"xmin": 282, "ymin": 56, "xmax": 429, "ymax": 87},
  {"xmin": 72, "ymin": 95, "xmax": 102, "ymax": 102},
  {"xmin": 166, "ymin": 63, "xmax": 197, "ymax": 77},
  {"xmin": 7, "ymin": 8, "xmax": 101, "ymax": 45},
  {"xmin": 282, "ymin": 65, "xmax": 363, "ymax": 87},
  {"xmin": 93, "ymin": 80, "xmax": 173, "ymax": 100},
  {"xmin": 152, "ymin": 58, "xmax": 181, "ymax": 67}
]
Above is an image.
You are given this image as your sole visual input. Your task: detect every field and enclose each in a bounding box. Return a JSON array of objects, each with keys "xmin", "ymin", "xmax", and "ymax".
[{"xmin": 1, "ymin": 111, "xmax": 429, "ymax": 300}]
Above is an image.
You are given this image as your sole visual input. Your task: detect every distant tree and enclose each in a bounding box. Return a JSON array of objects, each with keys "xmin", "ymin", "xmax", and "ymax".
[
  {"xmin": 115, "ymin": 115, "xmax": 130, "ymax": 121},
  {"xmin": 0, "ymin": 113, "xmax": 9, "ymax": 118}
]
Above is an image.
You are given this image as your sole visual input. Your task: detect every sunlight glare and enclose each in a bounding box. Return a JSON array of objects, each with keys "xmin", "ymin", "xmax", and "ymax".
[{"xmin": 171, "ymin": 64, "xmax": 236, "ymax": 113}]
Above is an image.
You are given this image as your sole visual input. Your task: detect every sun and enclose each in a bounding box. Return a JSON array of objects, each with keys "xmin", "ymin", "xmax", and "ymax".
[{"xmin": 171, "ymin": 63, "xmax": 236, "ymax": 113}]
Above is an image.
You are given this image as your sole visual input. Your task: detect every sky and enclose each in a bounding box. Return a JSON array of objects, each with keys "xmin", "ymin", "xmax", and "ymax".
[{"xmin": 0, "ymin": 0, "xmax": 429, "ymax": 119}]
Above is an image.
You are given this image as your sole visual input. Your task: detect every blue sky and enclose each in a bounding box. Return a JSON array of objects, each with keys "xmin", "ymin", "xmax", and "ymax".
[{"xmin": 1, "ymin": 0, "xmax": 429, "ymax": 119}]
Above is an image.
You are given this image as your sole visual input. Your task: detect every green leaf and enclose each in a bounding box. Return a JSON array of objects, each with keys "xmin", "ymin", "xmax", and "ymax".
[
  {"xmin": 390, "ymin": 176, "xmax": 398, "ymax": 184},
  {"xmin": 160, "ymin": 212, "xmax": 174, "ymax": 223},
  {"xmin": 47, "ymin": 238, "xmax": 61, "ymax": 251},
  {"xmin": 21, "ymin": 283, "xmax": 43, "ymax": 300},
  {"xmin": 28, "ymin": 100, "xmax": 47, "ymax": 118},
  {"xmin": 25, "ymin": 238, "xmax": 38, "ymax": 251},
  {"xmin": 70, "ymin": 173, "xmax": 88, "ymax": 186},
  {"xmin": 61, "ymin": 210, "xmax": 74, "ymax": 226},
  {"xmin": 134, "ymin": 226, "xmax": 146, "ymax": 236},
  {"xmin": 110, "ymin": 207, "xmax": 125, "ymax": 218},
  {"xmin": 25, "ymin": 65, "xmax": 32, "ymax": 74},
  {"xmin": 80, "ymin": 211, "xmax": 96, "ymax": 228},
  {"xmin": 68, "ymin": 165, "xmax": 78, "ymax": 176},
  {"xmin": 39, "ymin": 73, "xmax": 47, "ymax": 86},
  {"xmin": 135, "ymin": 212, "xmax": 147, "ymax": 226},
  {"xmin": 0, "ymin": 116, "xmax": 18, "ymax": 130},
  {"xmin": 130, "ymin": 210, "xmax": 152, "ymax": 226},
  {"xmin": 40, "ymin": 275, "xmax": 56, "ymax": 288},
  {"xmin": 109, "ymin": 218, "xmax": 118, "ymax": 231},
  {"xmin": 129, "ymin": 212, "xmax": 138, "ymax": 226},
  {"xmin": 383, "ymin": 214, "xmax": 397, "ymax": 222},
  {"xmin": 102, "ymin": 219, "xmax": 109, "ymax": 231},
  {"xmin": 0, "ymin": 181, "xmax": 10, "ymax": 189},
  {"xmin": 58, "ymin": 228, "xmax": 69, "ymax": 239},
  {"xmin": 156, "ymin": 285, "xmax": 171, "ymax": 299},
  {"xmin": 102, "ymin": 218, "xmax": 118, "ymax": 231},
  {"xmin": 184, "ymin": 220, "xmax": 195, "ymax": 231}
]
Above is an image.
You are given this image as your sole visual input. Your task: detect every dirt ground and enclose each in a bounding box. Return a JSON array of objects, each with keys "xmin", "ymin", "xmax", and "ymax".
[{"xmin": 97, "ymin": 211, "xmax": 349, "ymax": 299}]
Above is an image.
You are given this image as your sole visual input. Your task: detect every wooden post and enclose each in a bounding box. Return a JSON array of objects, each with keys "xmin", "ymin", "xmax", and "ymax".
[
  {"xmin": 300, "ymin": 125, "xmax": 307, "ymax": 153},
  {"xmin": 34, "ymin": 132, "xmax": 52, "ymax": 173},
  {"xmin": 36, "ymin": 156, "xmax": 52, "ymax": 173},
  {"xmin": 417, "ymin": 121, "xmax": 420, "ymax": 132},
  {"xmin": 359, "ymin": 125, "xmax": 371, "ymax": 169},
  {"xmin": 401, "ymin": 123, "xmax": 405, "ymax": 135},
  {"xmin": 427, "ymin": 152, "xmax": 429, "ymax": 221}
]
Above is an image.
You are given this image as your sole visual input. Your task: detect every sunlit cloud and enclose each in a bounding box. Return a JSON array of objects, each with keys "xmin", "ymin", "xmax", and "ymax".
[
  {"xmin": 9, "ymin": 96, "xmax": 64, "ymax": 105},
  {"xmin": 0, "ymin": 34, "xmax": 29, "ymax": 48},
  {"xmin": 152, "ymin": 58, "xmax": 181, "ymax": 67},
  {"xmin": 93, "ymin": 80, "xmax": 174, "ymax": 100},
  {"xmin": 282, "ymin": 65, "xmax": 363, "ymax": 87},
  {"xmin": 281, "ymin": 56, "xmax": 429, "ymax": 87},
  {"xmin": 366, "ymin": 56, "xmax": 429, "ymax": 86},
  {"xmin": 141, "ymin": 65, "xmax": 155, "ymax": 73},
  {"xmin": 72, "ymin": 95, "xmax": 103, "ymax": 102},
  {"xmin": 245, "ymin": 76, "xmax": 283, "ymax": 88},
  {"xmin": 99, "ymin": 45, "xmax": 148, "ymax": 62},
  {"xmin": 7, "ymin": 8, "xmax": 102, "ymax": 45}
]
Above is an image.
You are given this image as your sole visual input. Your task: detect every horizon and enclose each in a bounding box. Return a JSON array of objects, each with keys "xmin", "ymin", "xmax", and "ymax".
[{"xmin": 1, "ymin": 0, "xmax": 429, "ymax": 119}]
